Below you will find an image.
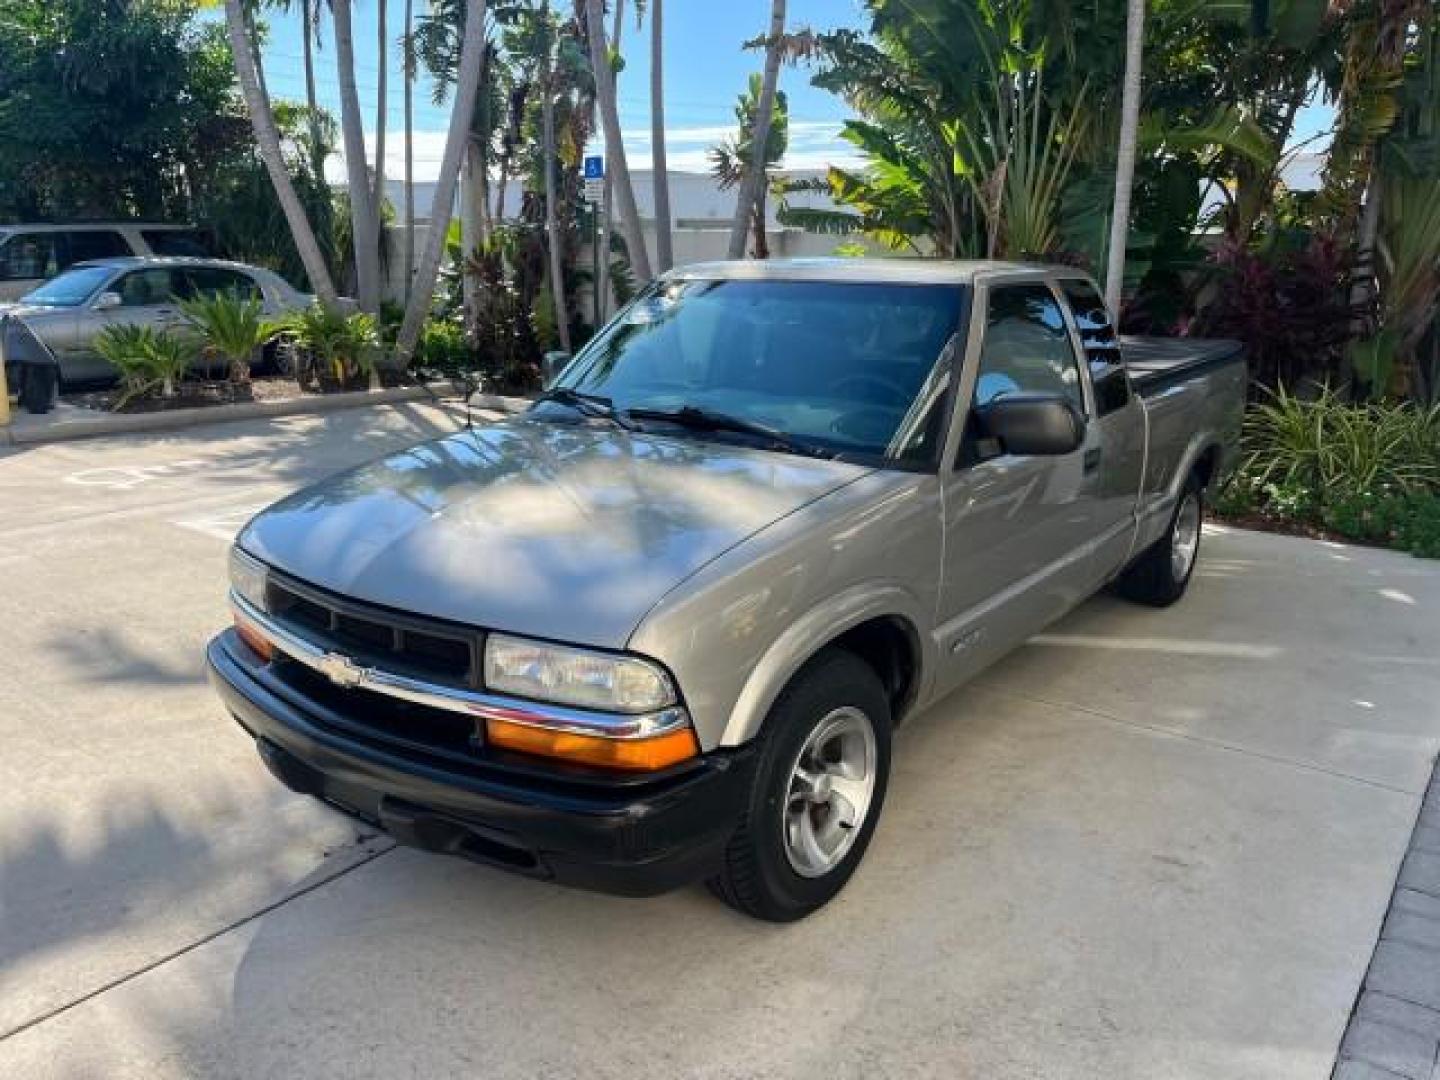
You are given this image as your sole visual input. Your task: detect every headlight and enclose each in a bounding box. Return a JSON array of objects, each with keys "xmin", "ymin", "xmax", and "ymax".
[
  {"xmin": 484, "ymin": 633, "xmax": 676, "ymax": 713},
  {"xmin": 229, "ymin": 546, "xmax": 269, "ymax": 612}
]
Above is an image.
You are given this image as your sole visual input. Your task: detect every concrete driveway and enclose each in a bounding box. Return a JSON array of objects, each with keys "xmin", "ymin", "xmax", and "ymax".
[{"xmin": 1, "ymin": 407, "xmax": 1437, "ymax": 1078}]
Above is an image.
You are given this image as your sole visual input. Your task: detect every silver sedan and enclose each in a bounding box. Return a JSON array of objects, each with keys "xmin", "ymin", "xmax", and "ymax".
[{"xmin": 0, "ymin": 256, "xmax": 315, "ymax": 386}]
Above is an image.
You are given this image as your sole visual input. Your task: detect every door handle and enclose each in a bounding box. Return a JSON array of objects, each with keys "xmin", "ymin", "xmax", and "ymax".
[{"xmin": 1083, "ymin": 447, "xmax": 1102, "ymax": 474}]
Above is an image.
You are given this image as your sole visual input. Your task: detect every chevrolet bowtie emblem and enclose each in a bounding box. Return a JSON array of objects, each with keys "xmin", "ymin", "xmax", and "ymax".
[{"xmin": 318, "ymin": 652, "xmax": 365, "ymax": 689}]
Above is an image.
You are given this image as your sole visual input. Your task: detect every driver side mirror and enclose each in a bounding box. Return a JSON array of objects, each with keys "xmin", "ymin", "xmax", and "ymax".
[
  {"xmin": 93, "ymin": 291, "xmax": 122, "ymax": 312},
  {"xmin": 974, "ymin": 393, "xmax": 1086, "ymax": 457}
]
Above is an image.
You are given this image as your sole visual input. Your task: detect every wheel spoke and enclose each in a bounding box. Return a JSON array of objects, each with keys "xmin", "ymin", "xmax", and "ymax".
[
  {"xmin": 779, "ymin": 706, "xmax": 880, "ymax": 878},
  {"xmin": 827, "ymin": 775, "xmax": 868, "ymax": 818},
  {"xmin": 794, "ymin": 809, "xmax": 828, "ymax": 870}
]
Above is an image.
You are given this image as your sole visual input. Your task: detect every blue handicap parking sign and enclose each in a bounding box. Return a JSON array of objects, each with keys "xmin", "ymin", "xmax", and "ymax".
[{"xmin": 583, "ymin": 155, "xmax": 605, "ymax": 179}]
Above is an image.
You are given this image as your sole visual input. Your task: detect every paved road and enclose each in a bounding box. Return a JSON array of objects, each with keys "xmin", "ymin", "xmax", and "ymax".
[{"xmin": 2, "ymin": 406, "xmax": 1438, "ymax": 1078}]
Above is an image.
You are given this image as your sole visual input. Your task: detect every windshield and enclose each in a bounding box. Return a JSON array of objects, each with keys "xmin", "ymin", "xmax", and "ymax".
[
  {"xmin": 21, "ymin": 265, "xmax": 115, "ymax": 308},
  {"xmin": 554, "ymin": 279, "xmax": 965, "ymax": 463}
]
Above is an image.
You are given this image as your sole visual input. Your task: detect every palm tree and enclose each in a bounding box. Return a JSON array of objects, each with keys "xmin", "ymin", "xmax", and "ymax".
[
  {"xmin": 650, "ymin": 0, "xmax": 673, "ymax": 272},
  {"xmin": 373, "ymin": 0, "xmax": 389, "ymax": 217},
  {"xmin": 402, "ymin": 0, "xmax": 416, "ymax": 304},
  {"xmin": 596, "ymin": 0, "xmax": 625, "ymax": 320},
  {"xmin": 332, "ymin": 0, "xmax": 383, "ymax": 313},
  {"xmin": 1103, "ymin": 0, "xmax": 1144, "ymax": 317},
  {"xmin": 223, "ymin": 0, "xmax": 341, "ymax": 308},
  {"xmin": 712, "ymin": 77, "xmax": 788, "ymax": 259},
  {"xmin": 301, "ymin": 0, "xmax": 325, "ymax": 180},
  {"xmin": 583, "ymin": 0, "xmax": 652, "ymax": 281},
  {"xmin": 726, "ymin": 0, "xmax": 786, "ymax": 260},
  {"xmin": 539, "ymin": 0, "xmax": 572, "ymax": 352},
  {"xmin": 395, "ymin": 0, "xmax": 489, "ymax": 365}
]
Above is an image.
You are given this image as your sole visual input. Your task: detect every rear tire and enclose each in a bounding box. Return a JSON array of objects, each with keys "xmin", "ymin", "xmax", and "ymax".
[
  {"xmin": 1117, "ymin": 472, "xmax": 1204, "ymax": 607},
  {"xmin": 708, "ymin": 649, "xmax": 891, "ymax": 922}
]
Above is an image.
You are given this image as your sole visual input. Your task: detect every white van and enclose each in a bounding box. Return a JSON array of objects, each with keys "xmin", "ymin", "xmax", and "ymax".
[{"xmin": 0, "ymin": 223, "xmax": 212, "ymax": 301}]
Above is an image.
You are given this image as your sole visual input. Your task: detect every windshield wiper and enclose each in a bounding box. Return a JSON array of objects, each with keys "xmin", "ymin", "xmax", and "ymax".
[
  {"xmin": 534, "ymin": 387, "xmax": 636, "ymax": 430},
  {"xmin": 625, "ymin": 405, "xmax": 835, "ymax": 459}
]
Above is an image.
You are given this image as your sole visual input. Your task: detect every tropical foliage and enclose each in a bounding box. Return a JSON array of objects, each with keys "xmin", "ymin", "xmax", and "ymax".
[
  {"xmin": 1216, "ymin": 386, "xmax": 1440, "ymax": 557},
  {"xmin": 179, "ymin": 292, "xmax": 283, "ymax": 385},
  {"xmin": 712, "ymin": 75, "xmax": 790, "ymax": 260},
  {"xmin": 92, "ymin": 324, "xmax": 196, "ymax": 404}
]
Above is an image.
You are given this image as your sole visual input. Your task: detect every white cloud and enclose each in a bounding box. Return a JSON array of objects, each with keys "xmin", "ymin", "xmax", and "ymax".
[{"xmin": 328, "ymin": 119, "xmax": 864, "ymax": 185}]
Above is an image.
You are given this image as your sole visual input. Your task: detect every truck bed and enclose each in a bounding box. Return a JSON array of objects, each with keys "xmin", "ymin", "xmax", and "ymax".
[{"xmin": 1121, "ymin": 336, "xmax": 1245, "ymax": 395}]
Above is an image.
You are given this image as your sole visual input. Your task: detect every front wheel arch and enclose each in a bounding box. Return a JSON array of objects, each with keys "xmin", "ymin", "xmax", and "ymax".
[{"xmin": 717, "ymin": 588, "xmax": 930, "ymax": 748}]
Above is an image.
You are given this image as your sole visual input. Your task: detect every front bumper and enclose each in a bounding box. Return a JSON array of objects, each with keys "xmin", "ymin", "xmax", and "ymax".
[{"xmin": 207, "ymin": 631, "xmax": 754, "ymax": 896}]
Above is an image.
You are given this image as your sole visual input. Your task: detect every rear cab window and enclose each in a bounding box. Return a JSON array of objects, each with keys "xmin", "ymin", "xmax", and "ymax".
[{"xmin": 1058, "ymin": 278, "xmax": 1131, "ymax": 416}]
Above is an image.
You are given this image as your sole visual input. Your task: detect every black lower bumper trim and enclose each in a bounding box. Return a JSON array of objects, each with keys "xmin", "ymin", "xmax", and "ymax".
[{"xmin": 208, "ymin": 631, "xmax": 755, "ymax": 897}]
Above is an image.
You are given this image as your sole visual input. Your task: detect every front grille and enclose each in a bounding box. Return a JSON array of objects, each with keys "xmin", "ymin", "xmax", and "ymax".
[{"xmin": 264, "ymin": 572, "xmax": 481, "ymax": 689}]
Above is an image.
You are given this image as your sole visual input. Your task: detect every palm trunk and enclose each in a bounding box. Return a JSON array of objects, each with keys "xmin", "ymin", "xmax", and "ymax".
[
  {"xmin": 1103, "ymin": 0, "xmax": 1144, "ymax": 318},
  {"xmin": 373, "ymin": 0, "xmax": 388, "ymax": 218},
  {"xmin": 395, "ymin": 0, "xmax": 488, "ymax": 366},
  {"xmin": 462, "ymin": 141, "xmax": 485, "ymax": 338},
  {"xmin": 596, "ymin": 0, "xmax": 625, "ymax": 320},
  {"xmin": 541, "ymin": 40, "xmax": 573, "ymax": 354},
  {"xmin": 224, "ymin": 0, "xmax": 340, "ymax": 308},
  {"xmin": 752, "ymin": 186, "xmax": 768, "ymax": 259},
  {"xmin": 727, "ymin": 0, "xmax": 785, "ymax": 260},
  {"xmin": 333, "ymin": 0, "xmax": 382, "ymax": 314},
  {"xmin": 402, "ymin": 0, "xmax": 415, "ymax": 305},
  {"xmin": 302, "ymin": 0, "xmax": 324, "ymax": 178},
  {"xmin": 584, "ymin": 0, "xmax": 652, "ymax": 281},
  {"xmin": 650, "ymin": 0, "xmax": 673, "ymax": 272}
]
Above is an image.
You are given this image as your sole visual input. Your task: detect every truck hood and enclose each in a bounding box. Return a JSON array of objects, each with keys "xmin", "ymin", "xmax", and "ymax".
[{"xmin": 239, "ymin": 417, "xmax": 871, "ymax": 648}]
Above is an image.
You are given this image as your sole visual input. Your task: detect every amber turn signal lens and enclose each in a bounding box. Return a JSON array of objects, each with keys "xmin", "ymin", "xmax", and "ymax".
[
  {"xmin": 234, "ymin": 616, "xmax": 275, "ymax": 662},
  {"xmin": 485, "ymin": 717, "xmax": 699, "ymax": 771}
]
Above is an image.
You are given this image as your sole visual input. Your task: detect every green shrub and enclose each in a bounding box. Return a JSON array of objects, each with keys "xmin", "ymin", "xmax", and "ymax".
[
  {"xmin": 276, "ymin": 305, "xmax": 381, "ymax": 387},
  {"xmin": 1243, "ymin": 385, "xmax": 1438, "ymax": 500},
  {"xmin": 1219, "ymin": 386, "xmax": 1440, "ymax": 559},
  {"xmin": 93, "ymin": 324, "xmax": 196, "ymax": 406},
  {"xmin": 416, "ymin": 318, "xmax": 471, "ymax": 373},
  {"xmin": 178, "ymin": 292, "xmax": 281, "ymax": 384}
]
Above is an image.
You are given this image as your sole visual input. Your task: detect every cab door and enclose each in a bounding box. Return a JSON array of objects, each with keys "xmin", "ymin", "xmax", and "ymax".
[
  {"xmin": 1056, "ymin": 276, "xmax": 1146, "ymax": 582},
  {"xmin": 931, "ymin": 279, "xmax": 1103, "ymax": 697},
  {"xmin": 70, "ymin": 267, "xmax": 186, "ymax": 382}
]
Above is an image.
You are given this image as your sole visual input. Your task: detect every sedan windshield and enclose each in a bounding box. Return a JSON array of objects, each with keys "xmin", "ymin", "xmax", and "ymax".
[
  {"xmin": 21, "ymin": 265, "xmax": 114, "ymax": 308},
  {"xmin": 553, "ymin": 279, "xmax": 965, "ymax": 463}
]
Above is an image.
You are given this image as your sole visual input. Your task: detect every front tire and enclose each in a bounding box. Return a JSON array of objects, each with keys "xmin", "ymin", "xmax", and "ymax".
[
  {"xmin": 708, "ymin": 649, "xmax": 891, "ymax": 921},
  {"xmin": 1117, "ymin": 473, "xmax": 1204, "ymax": 607}
]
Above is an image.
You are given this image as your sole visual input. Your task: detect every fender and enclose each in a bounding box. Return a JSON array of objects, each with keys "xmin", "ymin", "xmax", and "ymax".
[
  {"xmin": 718, "ymin": 581, "xmax": 935, "ymax": 747},
  {"xmin": 1170, "ymin": 431, "xmax": 1222, "ymax": 499}
]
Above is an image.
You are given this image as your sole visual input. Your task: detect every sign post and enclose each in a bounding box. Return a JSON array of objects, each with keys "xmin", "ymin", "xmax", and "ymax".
[{"xmin": 583, "ymin": 155, "xmax": 605, "ymax": 327}]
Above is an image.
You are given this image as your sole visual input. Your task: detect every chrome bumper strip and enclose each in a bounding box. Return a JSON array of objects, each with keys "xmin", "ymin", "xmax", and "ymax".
[{"xmin": 230, "ymin": 592, "xmax": 691, "ymax": 740}]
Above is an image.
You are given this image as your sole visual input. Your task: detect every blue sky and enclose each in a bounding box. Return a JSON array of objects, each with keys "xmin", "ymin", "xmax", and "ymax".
[
  {"xmin": 255, "ymin": 0, "xmax": 869, "ymax": 182},
  {"xmin": 252, "ymin": 0, "xmax": 1331, "ymax": 184}
]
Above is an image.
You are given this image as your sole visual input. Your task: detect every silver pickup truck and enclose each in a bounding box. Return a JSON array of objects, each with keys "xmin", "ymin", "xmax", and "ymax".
[{"xmin": 208, "ymin": 259, "xmax": 1245, "ymax": 921}]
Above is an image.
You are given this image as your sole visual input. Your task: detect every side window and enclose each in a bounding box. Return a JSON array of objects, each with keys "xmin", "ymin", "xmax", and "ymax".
[
  {"xmin": 114, "ymin": 269, "xmax": 179, "ymax": 307},
  {"xmin": 974, "ymin": 284, "xmax": 1084, "ymax": 411},
  {"xmin": 144, "ymin": 229, "xmax": 210, "ymax": 257},
  {"xmin": 1059, "ymin": 279, "xmax": 1130, "ymax": 416},
  {"xmin": 66, "ymin": 230, "xmax": 132, "ymax": 266},
  {"xmin": 0, "ymin": 233, "xmax": 60, "ymax": 281},
  {"xmin": 185, "ymin": 267, "xmax": 261, "ymax": 301}
]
